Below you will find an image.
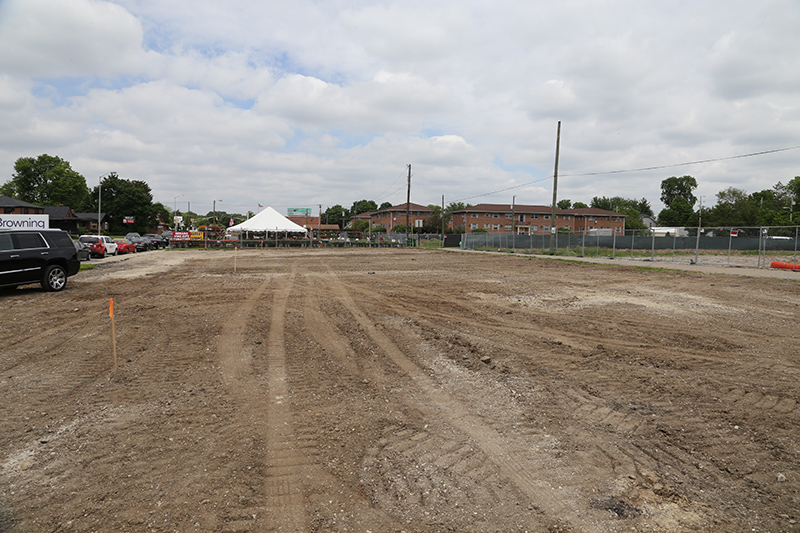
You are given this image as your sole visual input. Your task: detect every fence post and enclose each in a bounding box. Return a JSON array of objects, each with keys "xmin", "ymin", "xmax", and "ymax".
[
  {"xmin": 672, "ymin": 232, "xmax": 677, "ymax": 261},
  {"xmin": 651, "ymin": 232, "xmax": 655, "ymax": 261},
  {"xmin": 727, "ymin": 228, "xmax": 733, "ymax": 266},
  {"xmin": 630, "ymin": 230, "xmax": 635, "ymax": 259},
  {"xmin": 581, "ymin": 231, "xmax": 586, "ymax": 257},
  {"xmin": 612, "ymin": 231, "xmax": 616, "ymax": 259}
]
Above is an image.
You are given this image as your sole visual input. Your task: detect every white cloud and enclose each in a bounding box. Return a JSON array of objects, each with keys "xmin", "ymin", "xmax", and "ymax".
[
  {"xmin": 0, "ymin": 0, "xmax": 799, "ymax": 215},
  {"xmin": 0, "ymin": 0, "xmax": 152, "ymax": 78}
]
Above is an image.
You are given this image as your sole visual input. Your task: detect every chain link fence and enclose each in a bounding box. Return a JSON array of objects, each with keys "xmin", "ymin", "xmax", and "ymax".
[{"xmin": 454, "ymin": 226, "xmax": 800, "ymax": 270}]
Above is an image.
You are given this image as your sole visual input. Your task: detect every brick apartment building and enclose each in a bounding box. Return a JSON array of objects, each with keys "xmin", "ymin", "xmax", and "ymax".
[
  {"xmin": 450, "ymin": 203, "xmax": 626, "ymax": 234},
  {"xmin": 353, "ymin": 203, "xmax": 434, "ymax": 232}
]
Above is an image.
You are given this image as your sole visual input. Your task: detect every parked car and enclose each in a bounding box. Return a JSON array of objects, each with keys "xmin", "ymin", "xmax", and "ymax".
[
  {"xmin": 0, "ymin": 229, "xmax": 81, "ymax": 291},
  {"xmin": 115, "ymin": 240, "xmax": 137, "ymax": 254},
  {"xmin": 143, "ymin": 233, "xmax": 168, "ymax": 249},
  {"xmin": 79, "ymin": 235, "xmax": 117, "ymax": 257},
  {"xmin": 79, "ymin": 235, "xmax": 105, "ymax": 257},
  {"xmin": 125, "ymin": 232, "xmax": 141, "ymax": 240},
  {"xmin": 73, "ymin": 240, "xmax": 92, "ymax": 261},
  {"xmin": 99, "ymin": 235, "xmax": 118, "ymax": 256},
  {"xmin": 127, "ymin": 235, "xmax": 152, "ymax": 251}
]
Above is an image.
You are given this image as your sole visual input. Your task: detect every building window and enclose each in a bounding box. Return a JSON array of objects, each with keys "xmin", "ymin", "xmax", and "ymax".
[
  {"xmin": 505, "ymin": 213, "xmax": 512, "ymax": 219},
  {"xmin": 543, "ymin": 215, "xmax": 550, "ymax": 220},
  {"xmin": 532, "ymin": 225, "xmax": 539, "ymax": 231},
  {"xmin": 492, "ymin": 224, "xmax": 500, "ymax": 230},
  {"xmin": 518, "ymin": 214, "xmax": 525, "ymax": 222},
  {"xmin": 563, "ymin": 215, "xmax": 571, "ymax": 220},
  {"xmin": 470, "ymin": 223, "xmax": 478, "ymax": 229},
  {"xmin": 504, "ymin": 225, "xmax": 512, "ymax": 231},
  {"xmin": 471, "ymin": 213, "xmax": 478, "ymax": 218},
  {"xmin": 484, "ymin": 224, "xmax": 491, "ymax": 229},
  {"xmin": 543, "ymin": 225, "xmax": 550, "ymax": 231},
  {"xmin": 532, "ymin": 214, "xmax": 538, "ymax": 219},
  {"xmin": 492, "ymin": 214, "xmax": 500, "ymax": 219}
]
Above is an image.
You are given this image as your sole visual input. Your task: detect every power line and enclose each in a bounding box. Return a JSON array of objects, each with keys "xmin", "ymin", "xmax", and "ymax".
[
  {"xmin": 561, "ymin": 144, "xmax": 800, "ymax": 178},
  {"xmin": 456, "ymin": 176, "xmax": 552, "ymax": 203},
  {"xmin": 455, "ymin": 144, "xmax": 800, "ymax": 203}
]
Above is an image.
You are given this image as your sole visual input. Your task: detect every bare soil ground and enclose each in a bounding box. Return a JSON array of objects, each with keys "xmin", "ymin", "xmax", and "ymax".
[{"xmin": 1, "ymin": 248, "xmax": 799, "ymax": 532}]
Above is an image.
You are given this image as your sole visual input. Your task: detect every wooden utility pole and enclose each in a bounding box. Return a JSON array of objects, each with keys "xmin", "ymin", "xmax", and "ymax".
[
  {"xmin": 441, "ymin": 195, "xmax": 445, "ymax": 240},
  {"xmin": 512, "ymin": 195, "xmax": 516, "ymax": 250},
  {"xmin": 406, "ymin": 164, "xmax": 411, "ymax": 246},
  {"xmin": 549, "ymin": 121, "xmax": 561, "ymax": 253}
]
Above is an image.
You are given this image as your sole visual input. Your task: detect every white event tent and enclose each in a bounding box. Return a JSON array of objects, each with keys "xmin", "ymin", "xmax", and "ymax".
[{"xmin": 227, "ymin": 206, "xmax": 308, "ymax": 235}]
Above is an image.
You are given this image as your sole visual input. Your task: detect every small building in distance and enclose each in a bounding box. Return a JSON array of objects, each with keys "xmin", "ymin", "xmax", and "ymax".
[{"xmin": 0, "ymin": 195, "xmax": 45, "ymax": 215}]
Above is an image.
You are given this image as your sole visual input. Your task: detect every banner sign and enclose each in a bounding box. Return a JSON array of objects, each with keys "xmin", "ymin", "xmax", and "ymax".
[
  {"xmin": 287, "ymin": 208, "xmax": 311, "ymax": 216},
  {"xmin": 123, "ymin": 216, "xmax": 135, "ymax": 224},
  {"xmin": 0, "ymin": 214, "xmax": 49, "ymax": 229},
  {"xmin": 171, "ymin": 231, "xmax": 191, "ymax": 241}
]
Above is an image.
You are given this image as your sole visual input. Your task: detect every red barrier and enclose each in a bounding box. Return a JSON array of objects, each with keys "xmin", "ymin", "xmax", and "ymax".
[{"xmin": 770, "ymin": 261, "xmax": 800, "ymax": 270}]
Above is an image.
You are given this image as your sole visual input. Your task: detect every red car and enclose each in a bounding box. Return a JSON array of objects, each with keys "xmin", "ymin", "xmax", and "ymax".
[
  {"xmin": 115, "ymin": 240, "xmax": 137, "ymax": 254},
  {"xmin": 79, "ymin": 235, "xmax": 107, "ymax": 258}
]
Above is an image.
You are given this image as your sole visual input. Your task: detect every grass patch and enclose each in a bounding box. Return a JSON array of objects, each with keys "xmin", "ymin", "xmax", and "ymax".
[{"xmin": 79, "ymin": 263, "xmax": 96, "ymax": 271}]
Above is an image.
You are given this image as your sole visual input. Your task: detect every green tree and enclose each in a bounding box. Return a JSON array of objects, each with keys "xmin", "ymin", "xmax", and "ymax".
[
  {"xmin": 706, "ymin": 187, "xmax": 754, "ymax": 227},
  {"xmin": 572, "ymin": 201, "xmax": 589, "ymax": 209},
  {"xmin": 658, "ymin": 196, "xmax": 694, "ymax": 226},
  {"xmin": 323, "ymin": 205, "xmax": 349, "ymax": 229},
  {"xmin": 378, "ymin": 202, "xmax": 393, "ymax": 210},
  {"xmin": 590, "ymin": 196, "xmax": 652, "ymax": 230},
  {"xmin": 152, "ymin": 202, "xmax": 171, "ymax": 228},
  {"xmin": 1, "ymin": 154, "xmax": 89, "ymax": 208},
  {"xmin": 350, "ymin": 199, "xmax": 378, "ymax": 216},
  {"xmin": 660, "ymin": 176, "xmax": 697, "ymax": 209},
  {"xmin": 351, "ymin": 219, "xmax": 370, "ymax": 232},
  {"xmin": 557, "ymin": 199, "xmax": 572, "ymax": 209},
  {"xmin": 86, "ymin": 173, "xmax": 154, "ymax": 234}
]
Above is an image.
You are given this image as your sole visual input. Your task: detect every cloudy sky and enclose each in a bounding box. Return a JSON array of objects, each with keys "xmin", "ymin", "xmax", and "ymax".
[{"xmin": 1, "ymin": 0, "xmax": 798, "ymax": 217}]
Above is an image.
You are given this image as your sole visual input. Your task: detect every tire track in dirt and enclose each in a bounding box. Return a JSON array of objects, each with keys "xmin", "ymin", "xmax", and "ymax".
[
  {"xmin": 317, "ymin": 269, "xmax": 600, "ymax": 530},
  {"xmin": 218, "ymin": 271, "xmax": 309, "ymax": 532}
]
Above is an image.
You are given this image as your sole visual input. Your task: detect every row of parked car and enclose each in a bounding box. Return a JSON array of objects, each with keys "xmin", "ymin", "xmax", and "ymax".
[
  {"xmin": 1, "ymin": 228, "xmax": 173, "ymax": 293},
  {"xmin": 75, "ymin": 232, "xmax": 170, "ymax": 260}
]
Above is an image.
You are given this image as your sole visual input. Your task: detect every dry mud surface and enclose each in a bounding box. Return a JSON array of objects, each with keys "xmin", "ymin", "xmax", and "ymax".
[{"xmin": 1, "ymin": 248, "xmax": 799, "ymax": 532}]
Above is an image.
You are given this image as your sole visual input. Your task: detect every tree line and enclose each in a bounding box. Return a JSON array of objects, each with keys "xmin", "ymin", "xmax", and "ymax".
[
  {"xmin": 1, "ymin": 155, "xmax": 171, "ymax": 235},
  {"xmin": 4, "ymin": 154, "xmax": 798, "ymax": 234}
]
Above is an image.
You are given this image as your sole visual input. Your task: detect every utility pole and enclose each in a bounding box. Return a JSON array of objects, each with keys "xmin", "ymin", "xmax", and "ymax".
[
  {"xmin": 318, "ymin": 204, "xmax": 322, "ymax": 244},
  {"xmin": 512, "ymin": 195, "xmax": 516, "ymax": 251},
  {"xmin": 550, "ymin": 121, "xmax": 561, "ymax": 253},
  {"xmin": 441, "ymin": 195, "xmax": 445, "ymax": 242},
  {"xmin": 406, "ymin": 164, "xmax": 411, "ymax": 247},
  {"xmin": 694, "ymin": 196, "xmax": 703, "ymax": 264}
]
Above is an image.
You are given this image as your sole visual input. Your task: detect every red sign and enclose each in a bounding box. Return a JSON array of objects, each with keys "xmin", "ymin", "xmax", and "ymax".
[
  {"xmin": 123, "ymin": 216, "xmax": 135, "ymax": 224},
  {"xmin": 172, "ymin": 231, "xmax": 191, "ymax": 241}
]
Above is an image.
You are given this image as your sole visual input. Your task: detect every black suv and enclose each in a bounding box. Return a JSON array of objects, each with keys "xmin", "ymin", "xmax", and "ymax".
[{"xmin": 0, "ymin": 229, "xmax": 81, "ymax": 292}]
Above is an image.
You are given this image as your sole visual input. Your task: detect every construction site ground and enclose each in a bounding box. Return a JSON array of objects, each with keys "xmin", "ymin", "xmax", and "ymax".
[{"xmin": 1, "ymin": 248, "xmax": 799, "ymax": 532}]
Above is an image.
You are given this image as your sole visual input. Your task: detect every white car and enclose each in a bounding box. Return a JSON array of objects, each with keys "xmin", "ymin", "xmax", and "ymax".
[
  {"xmin": 99, "ymin": 235, "xmax": 118, "ymax": 255},
  {"xmin": 79, "ymin": 235, "xmax": 118, "ymax": 257}
]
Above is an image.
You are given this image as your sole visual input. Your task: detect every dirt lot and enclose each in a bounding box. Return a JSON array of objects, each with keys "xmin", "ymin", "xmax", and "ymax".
[{"xmin": 1, "ymin": 248, "xmax": 799, "ymax": 532}]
